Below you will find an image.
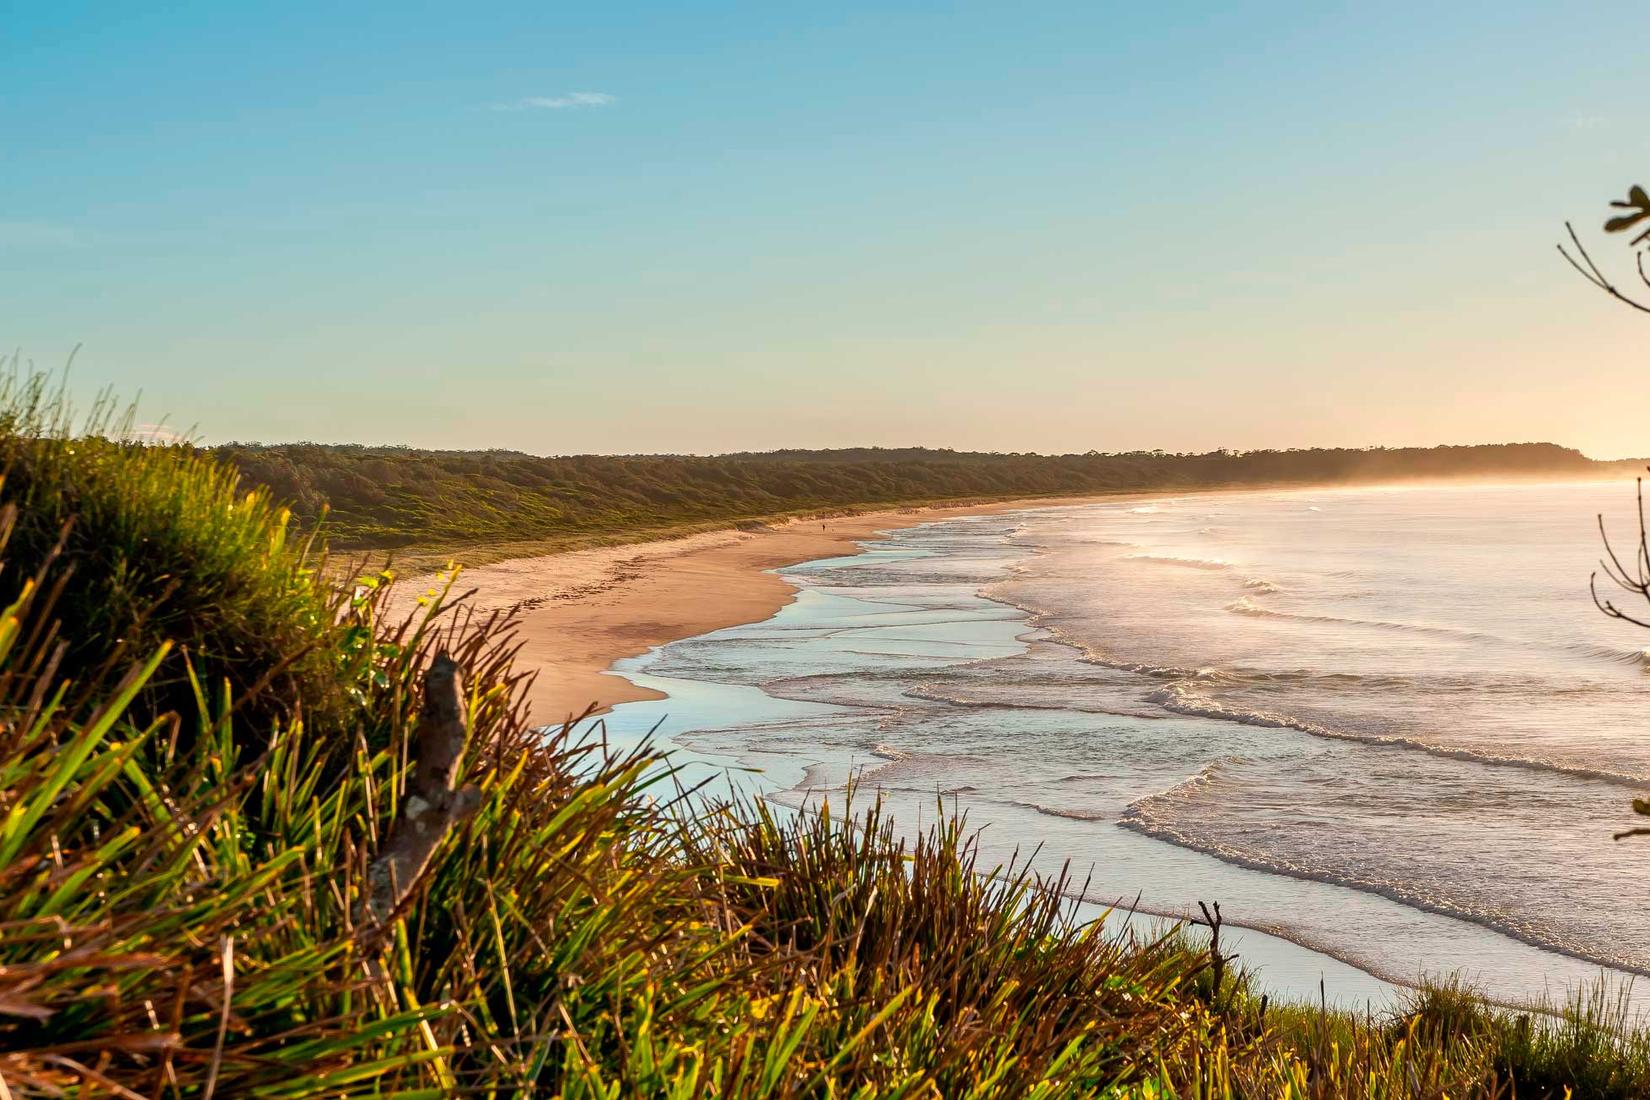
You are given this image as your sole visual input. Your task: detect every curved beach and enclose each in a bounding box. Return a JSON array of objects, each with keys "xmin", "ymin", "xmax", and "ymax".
[{"xmin": 390, "ymin": 496, "xmax": 1119, "ymax": 725}]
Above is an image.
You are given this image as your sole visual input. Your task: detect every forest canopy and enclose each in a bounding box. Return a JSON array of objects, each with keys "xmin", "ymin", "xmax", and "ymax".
[{"xmin": 213, "ymin": 441, "xmax": 1637, "ymax": 553}]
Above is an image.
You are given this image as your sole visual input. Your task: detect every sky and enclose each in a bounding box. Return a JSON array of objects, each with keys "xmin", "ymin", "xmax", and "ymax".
[{"xmin": 4, "ymin": 2, "xmax": 1649, "ymax": 457}]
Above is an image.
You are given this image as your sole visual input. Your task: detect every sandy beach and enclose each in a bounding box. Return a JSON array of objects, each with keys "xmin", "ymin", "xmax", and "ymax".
[{"xmin": 389, "ymin": 496, "xmax": 1114, "ymax": 725}]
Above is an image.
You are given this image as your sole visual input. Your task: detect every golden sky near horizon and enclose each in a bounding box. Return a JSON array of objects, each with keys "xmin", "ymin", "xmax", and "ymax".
[{"xmin": 7, "ymin": 3, "xmax": 1650, "ymax": 457}]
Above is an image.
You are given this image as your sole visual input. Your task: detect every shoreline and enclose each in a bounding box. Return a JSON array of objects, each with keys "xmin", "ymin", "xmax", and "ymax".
[
  {"xmin": 589, "ymin": 492, "xmax": 1650, "ymax": 1014},
  {"xmin": 388, "ymin": 493, "xmax": 1120, "ymax": 725},
  {"xmin": 388, "ymin": 477, "xmax": 1650, "ymax": 1010},
  {"xmin": 384, "ymin": 472, "xmax": 1644, "ymax": 727}
]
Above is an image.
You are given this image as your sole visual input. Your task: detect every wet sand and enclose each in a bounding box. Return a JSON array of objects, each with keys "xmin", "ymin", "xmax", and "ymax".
[{"xmin": 388, "ymin": 496, "xmax": 1116, "ymax": 725}]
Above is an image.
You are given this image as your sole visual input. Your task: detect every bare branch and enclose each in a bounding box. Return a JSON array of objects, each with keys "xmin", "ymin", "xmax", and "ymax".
[{"xmin": 1558, "ymin": 222, "xmax": 1650, "ymax": 314}]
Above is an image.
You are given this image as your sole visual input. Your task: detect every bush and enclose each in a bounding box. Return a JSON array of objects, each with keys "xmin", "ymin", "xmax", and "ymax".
[
  {"xmin": 0, "ymin": 369, "xmax": 346, "ymax": 745},
  {"xmin": 2, "ymin": 367, "xmax": 1646, "ymax": 1096}
]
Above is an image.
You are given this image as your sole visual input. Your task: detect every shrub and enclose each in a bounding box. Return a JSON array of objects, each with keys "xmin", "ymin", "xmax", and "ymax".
[
  {"xmin": 2, "ymin": 366, "xmax": 1645, "ymax": 1096},
  {"xmin": 0, "ymin": 367, "xmax": 346, "ymax": 745}
]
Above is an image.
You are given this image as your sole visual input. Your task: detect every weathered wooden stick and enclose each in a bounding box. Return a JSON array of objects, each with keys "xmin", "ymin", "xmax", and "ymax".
[{"xmin": 364, "ymin": 653, "xmax": 481, "ymax": 927}]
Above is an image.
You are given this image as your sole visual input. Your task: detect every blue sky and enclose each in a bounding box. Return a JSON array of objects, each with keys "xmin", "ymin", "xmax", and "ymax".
[{"xmin": 4, "ymin": 2, "xmax": 1647, "ymax": 455}]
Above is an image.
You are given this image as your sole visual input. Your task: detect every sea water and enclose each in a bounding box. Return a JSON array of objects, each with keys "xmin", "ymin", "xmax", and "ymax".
[{"xmin": 599, "ymin": 481, "xmax": 1650, "ymax": 1010}]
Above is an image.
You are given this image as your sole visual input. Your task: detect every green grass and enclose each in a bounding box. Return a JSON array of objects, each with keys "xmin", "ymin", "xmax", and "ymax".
[
  {"xmin": 213, "ymin": 438, "xmax": 1643, "ymax": 562},
  {"xmin": 2, "ymin": 368, "xmax": 1648, "ymax": 1096},
  {"xmin": 0, "ymin": 370, "xmax": 347, "ymax": 740}
]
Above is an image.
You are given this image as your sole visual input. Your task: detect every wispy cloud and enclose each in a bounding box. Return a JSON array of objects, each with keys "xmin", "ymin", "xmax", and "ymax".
[
  {"xmin": 0, "ymin": 220, "xmax": 83, "ymax": 248},
  {"xmin": 491, "ymin": 91, "xmax": 616, "ymax": 111}
]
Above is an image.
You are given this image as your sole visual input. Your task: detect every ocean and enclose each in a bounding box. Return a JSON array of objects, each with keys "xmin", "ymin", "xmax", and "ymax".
[{"xmin": 601, "ymin": 480, "xmax": 1650, "ymax": 1008}]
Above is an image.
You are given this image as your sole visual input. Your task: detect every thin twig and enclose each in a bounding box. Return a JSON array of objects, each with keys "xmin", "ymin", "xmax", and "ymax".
[{"xmin": 1558, "ymin": 223, "xmax": 1650, "ymax": 314}]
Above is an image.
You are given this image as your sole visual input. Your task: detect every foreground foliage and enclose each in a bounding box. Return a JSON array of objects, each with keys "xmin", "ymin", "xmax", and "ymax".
[{"xmin": 2, "ymin": 381, "xmax": 1648, "ymax": 1096}]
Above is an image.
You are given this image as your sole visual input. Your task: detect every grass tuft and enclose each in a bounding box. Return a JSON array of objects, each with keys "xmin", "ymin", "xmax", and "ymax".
[{"xmin": 1, "ymin": 365, "xmax": 1647, "ymax": 1096}]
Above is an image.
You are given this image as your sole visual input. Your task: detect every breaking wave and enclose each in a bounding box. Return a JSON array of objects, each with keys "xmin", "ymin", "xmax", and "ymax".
[
  {"xmin": 1221, "ymin": 599, "xmax": 1650, "ymax": 669},
  {"xmin": 1141, "ymin": 679, "xmax": 1646, "ymax": 785},
  {"xmin": 1123, "ymin": 553, "xmax": 1234, "ymax": 570},
  {"xmin": 1120, "ymin": 794, "xmax": 1650, "ymax": 978},
  {"xmin": 1221, "ymin": 597, "xmax": 1491, "ymax": 640}
]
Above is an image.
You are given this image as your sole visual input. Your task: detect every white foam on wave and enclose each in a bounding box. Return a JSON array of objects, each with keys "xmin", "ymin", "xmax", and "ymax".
[
  {"xmin": 1120, "ymin": 786, "xmax": 1650, "ymax": 979},
  {"xmin": 1007, "ymin": 609, "xmax": 1650, "ymax": 786},
  {"xmin": 1220, "ymin": 599, "xmax": 1650, "ymax": 669},
  {"xmin": 963, "ymin": 593, "xmax": 1649, "ymax": 786},
  {"xmin": 1123, "ymin": 553, "xmax": 1234, "ymax": 571},
  {"xmin": 1566, "ymin": 642, "xmax": 1650, "ymax": 667},
  {"xmin": 1141, "ymin": 677, "xmax": 1647, "ymax": 785},
  {"xmin": 1222, "ymin": 597, "xmax": 1489, "ymax": 641},
  {"xmin": 1023, "ymin": 803, "xmax": 1109, "ymax": 822}
]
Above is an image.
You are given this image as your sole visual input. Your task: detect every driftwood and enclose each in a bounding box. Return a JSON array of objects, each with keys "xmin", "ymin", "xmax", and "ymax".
[{"xmin": 363, "ymin": 653, "xmax": 481, "ymax": 928}]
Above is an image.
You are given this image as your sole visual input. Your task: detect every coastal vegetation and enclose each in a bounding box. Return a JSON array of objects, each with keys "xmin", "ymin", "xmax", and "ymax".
[
  {"xmin": 215, "ymin": 440, "xmax": 1636, "ymax": 558},
  {"xmin": 5, "ymin": 375, "xmax": 1650, "ymax": 1096}
]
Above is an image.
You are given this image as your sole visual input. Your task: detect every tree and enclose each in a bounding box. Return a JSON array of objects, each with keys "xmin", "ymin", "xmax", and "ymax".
[
  {"xmin": 1565, "ymin": 184, "xmax": 1650, "ymax": 838},
  {"xmin": 1559, "ymin": 185, "xmax": 1650, "ymax": 313}
]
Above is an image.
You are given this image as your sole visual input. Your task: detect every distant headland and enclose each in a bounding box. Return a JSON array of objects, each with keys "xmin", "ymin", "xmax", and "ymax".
[{"xmin": 215, "ymin": 440, "xmax": 1645, "ymax": 561}]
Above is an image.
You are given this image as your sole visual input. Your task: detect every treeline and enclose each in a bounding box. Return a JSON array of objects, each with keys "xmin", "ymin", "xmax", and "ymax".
[{"xmin": 213, "ymin": 441, "xmax": 1636, "ymax": 551}]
